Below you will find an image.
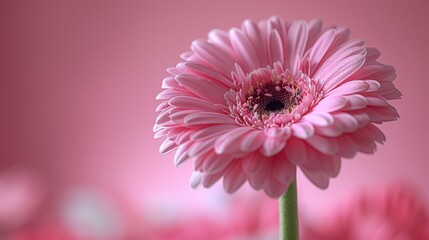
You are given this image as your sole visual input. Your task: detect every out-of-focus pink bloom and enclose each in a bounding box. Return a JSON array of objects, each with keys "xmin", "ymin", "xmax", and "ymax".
[
  {"xmin": 143, "ymin": 194, "xmax": 279, "ymax": 240},
  {"xmin": 154, "ymin": 16, "xmax": 401, "ymax": 197},
  {"xmin": 0, "ymin": 167, "xmax": 45, "ymax": 233},
  {"xmin": 8, "ymin": 223, "xmax": 79, "ymax": 240},
  {"xmin": 302, "ymin": 183, "xmax": 429, "ymax": 240}
]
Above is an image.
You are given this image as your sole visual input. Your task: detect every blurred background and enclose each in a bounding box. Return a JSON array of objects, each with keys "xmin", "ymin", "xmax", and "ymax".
[{"xmin": 1, "ymin": 0, "xmax": 428, "ymax": 239}]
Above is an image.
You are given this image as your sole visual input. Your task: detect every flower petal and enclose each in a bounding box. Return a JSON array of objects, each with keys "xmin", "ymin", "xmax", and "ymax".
[
  {"xmin": 263, "ymin": 176, "xmax": 288, "ymax": 198},
  {"xmin": 242, "ymin": 19, "xmax": 268, "ymax": 66},
  {"xmin": 169, "ymin": 96, "xmax": 222, "ymax": 112},
  {"xmin": 291, "ymin": 122, "xmax": 315, "ymax": 139},
  {"xmin": 306, "ymin": 135, "xmax": 339, "ymax": 156},
  {"xmin": 214, "ymin": 127, "xmax": 254, "ymax": 155},
  {"xmin": 302, "ymin": 112, "xmax": 334, "ymax": 127},
  {"xmin": 285, "ymin": 137, "xmax": 307, "ymax": 165},
  {"xmin": 261, "ymin": 136, "xmax": 286, "ymax": 157},
  {"xmin": 190, "ymin": 171, "xmax": 202, "ymax": 189},
  {"xmin": 223, "ymin": 161, "xmax": 246, "ymax": 193},
  {"xmin": 308, "ymin": 28, "xmax": 336, "ymax": 71},
  {"xmin": 287, "ymin": 20, "xmax": 308, "ymax": 74},
  {"xmin": 191, "ymin": 40, "xmax": 236, "ymax": 76},
  {"xmin": 230, "ymin": 28, "xmax": 261, "ymax": 71},
  {"xmin": 201, "ymin": 151, "xmax": 234, "ymax": 174},
  {"xmin": 175, "ymin": 73, "xmax": 227, "ymax": 103},
  {"xmin": 269, "ymin": 30, "xmax": 284, "ymax": 65},
  {"xmin": 301, "ymin": 168, "xmax": 329, "ymax": 189},
  {"xmin": 273, "ymin": 154, "xmax": 296, "ymax": 184},
  {"xmin": 181, "ymin": 62, "xmax": 234, "ymax": 88},
  {"xmin": 240, "ymin": 130, "xmax": 265, "ymax": 153},
  {"xmin": 184, "ymin": 112, "xmax": 236, "ymax": 126},
  {"xmin": 311, "ymin": 96, "xmax": 348, "ymax": 112}
]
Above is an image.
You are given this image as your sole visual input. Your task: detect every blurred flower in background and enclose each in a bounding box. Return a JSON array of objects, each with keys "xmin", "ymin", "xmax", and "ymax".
[
  {"xmin": 0, "ymin": 166, "xmax": 46, "ymax": 236},
  {"xmin": 302, "ymin": 182, "xmax": 429, "ymax": 240},
  {"xmin": 2, "ymin": 175, "xmax": 427, "ymax": 240}
]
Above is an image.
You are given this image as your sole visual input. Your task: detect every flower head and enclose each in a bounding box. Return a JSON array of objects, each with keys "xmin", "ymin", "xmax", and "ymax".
[{"xmin": 154, "ymin": 16, "xmax": 401, "ymax": 197}]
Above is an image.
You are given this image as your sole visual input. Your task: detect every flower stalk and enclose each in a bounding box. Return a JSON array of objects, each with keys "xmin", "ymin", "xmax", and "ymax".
[{"xmin": 279, "ymin": 178, "xmax": 298, "ymax": 240}]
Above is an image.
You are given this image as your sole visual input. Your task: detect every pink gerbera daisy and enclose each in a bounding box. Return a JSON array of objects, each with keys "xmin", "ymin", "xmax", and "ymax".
[{"xmin": 154, "ymin": 16, "xmax": 401, "ymax": 198}]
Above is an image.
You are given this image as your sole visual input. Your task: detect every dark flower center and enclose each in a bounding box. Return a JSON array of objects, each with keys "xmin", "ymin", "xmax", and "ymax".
[
  {"xmin": 247, "ymin": 83, "xmax": 295, "ymax": 117},
  {"xmin": 265, "ymin": 100, "xmax": 285, "ymax": 112}
]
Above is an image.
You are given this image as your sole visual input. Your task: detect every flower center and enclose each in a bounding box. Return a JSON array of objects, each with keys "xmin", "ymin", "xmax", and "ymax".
[
  {"xmin": 226, "ymin": 62, "xmax": 319, "ymax": 129},
  {"xmin": 246, "ymin": 82, "xmax": 301, "ymax": 118}
]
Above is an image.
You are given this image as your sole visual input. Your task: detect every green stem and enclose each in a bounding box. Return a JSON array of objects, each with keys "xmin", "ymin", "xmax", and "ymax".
[{"xmin": 279, "ymin": 178, "xmax": 299, "ymax": 240}]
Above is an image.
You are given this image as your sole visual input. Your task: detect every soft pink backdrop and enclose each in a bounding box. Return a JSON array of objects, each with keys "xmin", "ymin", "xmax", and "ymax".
[{"xmin": 0, "ymin": 0, "xmax": 428, "ymax": 235}]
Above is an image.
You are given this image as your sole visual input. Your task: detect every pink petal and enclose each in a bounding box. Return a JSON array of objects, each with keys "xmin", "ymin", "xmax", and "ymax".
[
  {"xmin": 287, "ymin": 20, "xmax": 308, "ymax": 74},
  {"xmin": 242, "ymin": 153, "xmax": 264, "ymax": 174},
  {"xmin": 242, "ymin": 19, "xmax": 268, "ymax": 66},
  {"xmin": 326, "ymin": 80, "xmax": 370, "ymax": 96},
  {"xmin": 154, "ymin": 128, "xmax": 169, "ymax": 139},
  {"xmin": 365, "ymin": 96, "xmax": 389, "ymax": 106},
  {"xmin": 223, "ymin": 161, "xmax": 246, "ymax": 193},
  {"xmin": 319, "ymin": 49, "xmax": 367, "ymax": 93},
  {"xmin": 300, "ymin": 145, "xmax": 323, "ymax": 172},
  {"xmin": 336, "ymin": 134, "xmax": 358, "ymax": 158},
  {"xmin": 273, "ymin": 154, "xmax": 296, "ymax": 184},
  {"xmin": 347, "ymin": 110, "xmax": 370, "ymax": 128},
  {"xmin": 364, "ymin": 105, "xmax": 400, "ymax": 123},
  {"xmin": 321, "ymin": 155, "xmax": 341, "ymax": 177},
  {"xmin": 173, "ymin": 141, "xmax": 193, "ymax": 166},
  {"xmin": 343, "ymin": 94, "xmax": 368, "ymax": 110},
  {"xmin": 285, "ymin": 137, "xmax": 307, "ymax": 165},
  {"xmin": 156, "ymin": 88, "xmax": 192, "ymax": 100},
  {"xmin": 348, "ymin": 129, "xmax": 377, "ymax": 154},
  {"xmin": 292, "ymin": 122, "xmax": 315, "ymax": 139},
  {"xmin": 202, "ymin": 171, "xmax": 225, "ymax": 188},
  {"xmin": 311, "ymin": 96, "xmax": 348, "ymax": 112},
  {"xmin": 306, "ymin": 19, "xmax": 324, "ymax": 48},
  {"xmin": 300, "ymin": 168, "xmax": 329, "ymax": 189},
  {"xmin": 190, "ymin": 171, "xmax": 202, "ymax": 189},
  {"xmin": 175, "ymin": 73, "xmax": 227, "ymax": 103},
  {"xmin": 155, "ymin": 108, "xmax": 172, "ymax": 125},
  {"xmin": 366, "ymin": 47, "xmax": 381, "ymax": 61},
  {"xmin": 246, "ymin": 158, "xmax": 270, "ymax": 190},
  {"xmin": 269, "ymin": 30, "xmax": 284, "ymax": 65},
  {"xmin": 181, "ymin": 62, "xmax": 234, "ymax": 88},
  {"xmin": 190, "ymin": 124, "xmax": 236, "ymax": 140},
  {"xmin": 214, "ymin": 127, "xmax": 254, "ymax": 155},
  {"xmin": 240, "ymin": 130, "xmax": 265, "ymax": 153},
  {"xmin": 314, "ymin": 120, "xmax": 344, "ymax": 137},
  {"xmin": 333, "ymin": 112, "xmax": 359, "ymax": 133},
  {"xmin": 308, "ymin": 28, "xmax": 336, "ymax": 71},
  {"xmin": 207, "ymin": 29, "xmax": 235, "ymax": 57},
  {"xmin": 169, "ymin": 96, "xmax": 222, "ymax": 112},
  {"xmin": 306, "ymin": 135, "xmax": 339, "ymax": 156},
  {"xmin": 159, "ymin": 139, "xmax": 178, "ymax": 155},
  {"xmin": 191, "ymin": 40, "xmax": 236, "ymax": 76},
  {"xmin": 261, "ymin": 136, "xmax": 286, "ymax": 157},
  {"xmin": 155, "ymin": 101, "xmax": 170, "ymax": 112},
  {"xmin": 161, "ymin": 76, "xmax": 181, "ymax": 89},
  {"xmin": 263, "ymin": 176, "xmax": 288, "ymax": 198},
  {"xmin": 382, "ymin": 89, "xmax": 402, "ymax": 100},
  {"xmin": 264, "ymin": 126, "xmax": 291, "ymax": 138},
  {"xmin": 230, "ymin": 28, "xmax": 261, "ymax": 71},
  {"xmin": 184, "ymin": 112, "xmax": 236, "ymax": 126},
  {"xmin": 188, "ymin": 137, "xmax": 216, "ymax": 157},
  {"xmin": 176, "ymin": 130, "xmax": 192, "ymax": 144},
  {"xmin": 201, "ymin": 151, "xmax": 234, "ymax": 174},
  {"xmin": 360, "ymin": 123, "xmax": 386, "ymax": 143},
  {"xmin": 302, "ymin": 112, "xmax": 334, "ymax": 127}
]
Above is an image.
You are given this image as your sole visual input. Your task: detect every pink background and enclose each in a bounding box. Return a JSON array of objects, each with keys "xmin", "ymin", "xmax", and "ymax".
[{"xmin": 1, "ymin": 0, "xmax": 428, "ymax": 236}]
